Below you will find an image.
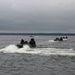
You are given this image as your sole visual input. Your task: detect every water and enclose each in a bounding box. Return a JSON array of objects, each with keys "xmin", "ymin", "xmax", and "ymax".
[{"xmin": 0, "ymin": 35, "xmax": 75, "ymax": 75}]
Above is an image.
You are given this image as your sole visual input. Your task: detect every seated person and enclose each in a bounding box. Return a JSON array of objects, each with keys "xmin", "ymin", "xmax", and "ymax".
[
  {"xmin": 24, "ymin": 41, "xmax": 28, "ymax": 44},
  {"xmin": 20, "ymin": 39, "xmax": 25, "ymax": 45},
  {"xmin": 29, "ymin": 38, "xmax": 36, "ymax": 48},
  {"xmin": 59, "ymin": 37, "xmax": 63, "ymax": 41},
  {"xmin": 54, "ymin": 37, "xmax": 59, "ymax": 41}
]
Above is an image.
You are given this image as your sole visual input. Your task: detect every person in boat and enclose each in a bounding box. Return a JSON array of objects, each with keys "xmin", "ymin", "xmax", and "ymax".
[
  {"xmin": 66, "ymin": 36, "xmax": 68, "ymax": 39},
  {"xmin": 20, "ymin": 39, "xmax": 25, "ymax": 45},
  {"xmin": 16, "ymin": 39, "xmax": 24, "ymax": 48},
  {"xmin": 17, "ymin": 38, "xmax": 36, "ymax": 48},
  {"xmin": 29, "ymin": 38, "xmax": 36, "ymax": 48},
  {"xmin": 63, "ymin": 37, "xmax": 68, "ymax": 39},
  {"xmin": 54, "ymin": 37, "xmax": 63, "ymax": 41},
  {"xmin": 24, "ymin": 41, "xmax": 28, "ymax": 44},
  {"xmin": 17, "ymin": 39, "xmax": 29, "ymax": 48},
  {"xmin": 54, "ymin": 37, "xmax": 59, "ymax": 41},
  {"xmin": 59, "ymin": 37, "xmax": 63, "ymax": 41}
]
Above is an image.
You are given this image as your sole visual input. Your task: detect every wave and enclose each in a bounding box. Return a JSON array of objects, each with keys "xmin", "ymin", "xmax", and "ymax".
[
  {"xmin": 48, "ymin": 40, "xmax": 57, "ymax": 43},
  {"xmin": 0, "ymin": 44, "xmax": 30, "ymax": 53},
  {"xmin": 0, "ymin": 44, "xmax": 75, "ymax": 56},
  {"xmin": 63, "ymin": 38, "xmax": 68, "ymax": 41}
]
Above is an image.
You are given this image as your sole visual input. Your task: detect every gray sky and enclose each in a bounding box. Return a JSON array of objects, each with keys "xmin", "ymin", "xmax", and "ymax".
[{"xmin": 0, "ymin": 0, "xmax": 75, "ymax": 33}]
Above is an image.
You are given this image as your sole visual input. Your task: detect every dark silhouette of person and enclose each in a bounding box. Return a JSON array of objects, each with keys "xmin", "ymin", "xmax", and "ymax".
[
  {"xmin": 59, "ymin": 37, "xmax": 63, "ymax": 41},
  {"xmin": 17, "ymin": 39, "xmax": 29, "ymax": 48},
  {"xmin": 20, "ymin": 39, "xmax": 24, "ymax": 44},
  {"xmin": 54, "ymin": 37, "xmax": 59, "ymax": 41},
  {"xmin": 24, "ymin": 41, "xmax": 28, "ymax": 44},
  {"xmin": 29, "ymin": 38, "xmax": 36, "ymax": 48},
  {"xmin": 66, "ymin": 36, "xmax": 68, "ymax": 39}
]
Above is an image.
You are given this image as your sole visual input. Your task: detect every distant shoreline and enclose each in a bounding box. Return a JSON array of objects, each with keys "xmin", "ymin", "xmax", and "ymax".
[{"xmin": 0, "ymin": 33, "xmax": 75, "ymax": 36}]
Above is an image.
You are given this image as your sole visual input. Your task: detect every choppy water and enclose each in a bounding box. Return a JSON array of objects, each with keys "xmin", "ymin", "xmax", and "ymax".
[{"xmin": 0, "ymin": 35, "xmax": 75, "ymax": 75}]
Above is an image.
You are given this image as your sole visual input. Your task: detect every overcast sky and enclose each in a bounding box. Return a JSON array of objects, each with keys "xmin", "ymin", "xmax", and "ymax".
[{"xmin": 0, "ymin": 0, "xmax": 75, "ymax": 33}]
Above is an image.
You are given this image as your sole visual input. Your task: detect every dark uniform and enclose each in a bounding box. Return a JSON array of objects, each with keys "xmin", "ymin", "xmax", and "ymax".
[
  {"xmin": 29, "ymin": 38, "xmax": 36, "ymax": 48},
  {"xmin": 20, "ymin": 39, "xmax": 24, "ymax": 44}
]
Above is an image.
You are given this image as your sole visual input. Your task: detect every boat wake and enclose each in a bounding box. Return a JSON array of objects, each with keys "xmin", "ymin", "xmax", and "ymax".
[{"xmin": 0, "ymin": 44, "xmax": 75, "ymax": 56}]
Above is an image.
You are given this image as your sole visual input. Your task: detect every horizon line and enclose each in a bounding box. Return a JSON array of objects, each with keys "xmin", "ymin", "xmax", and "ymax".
[{"xmin": 0, "ymin": 32, "xmax": 75, "ymax": 36}]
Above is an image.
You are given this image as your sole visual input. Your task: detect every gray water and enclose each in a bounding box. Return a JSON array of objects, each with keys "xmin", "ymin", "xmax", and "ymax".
[{"xmin": 0, "ymin": 35, "xmax": 75, "ymax": 75}]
